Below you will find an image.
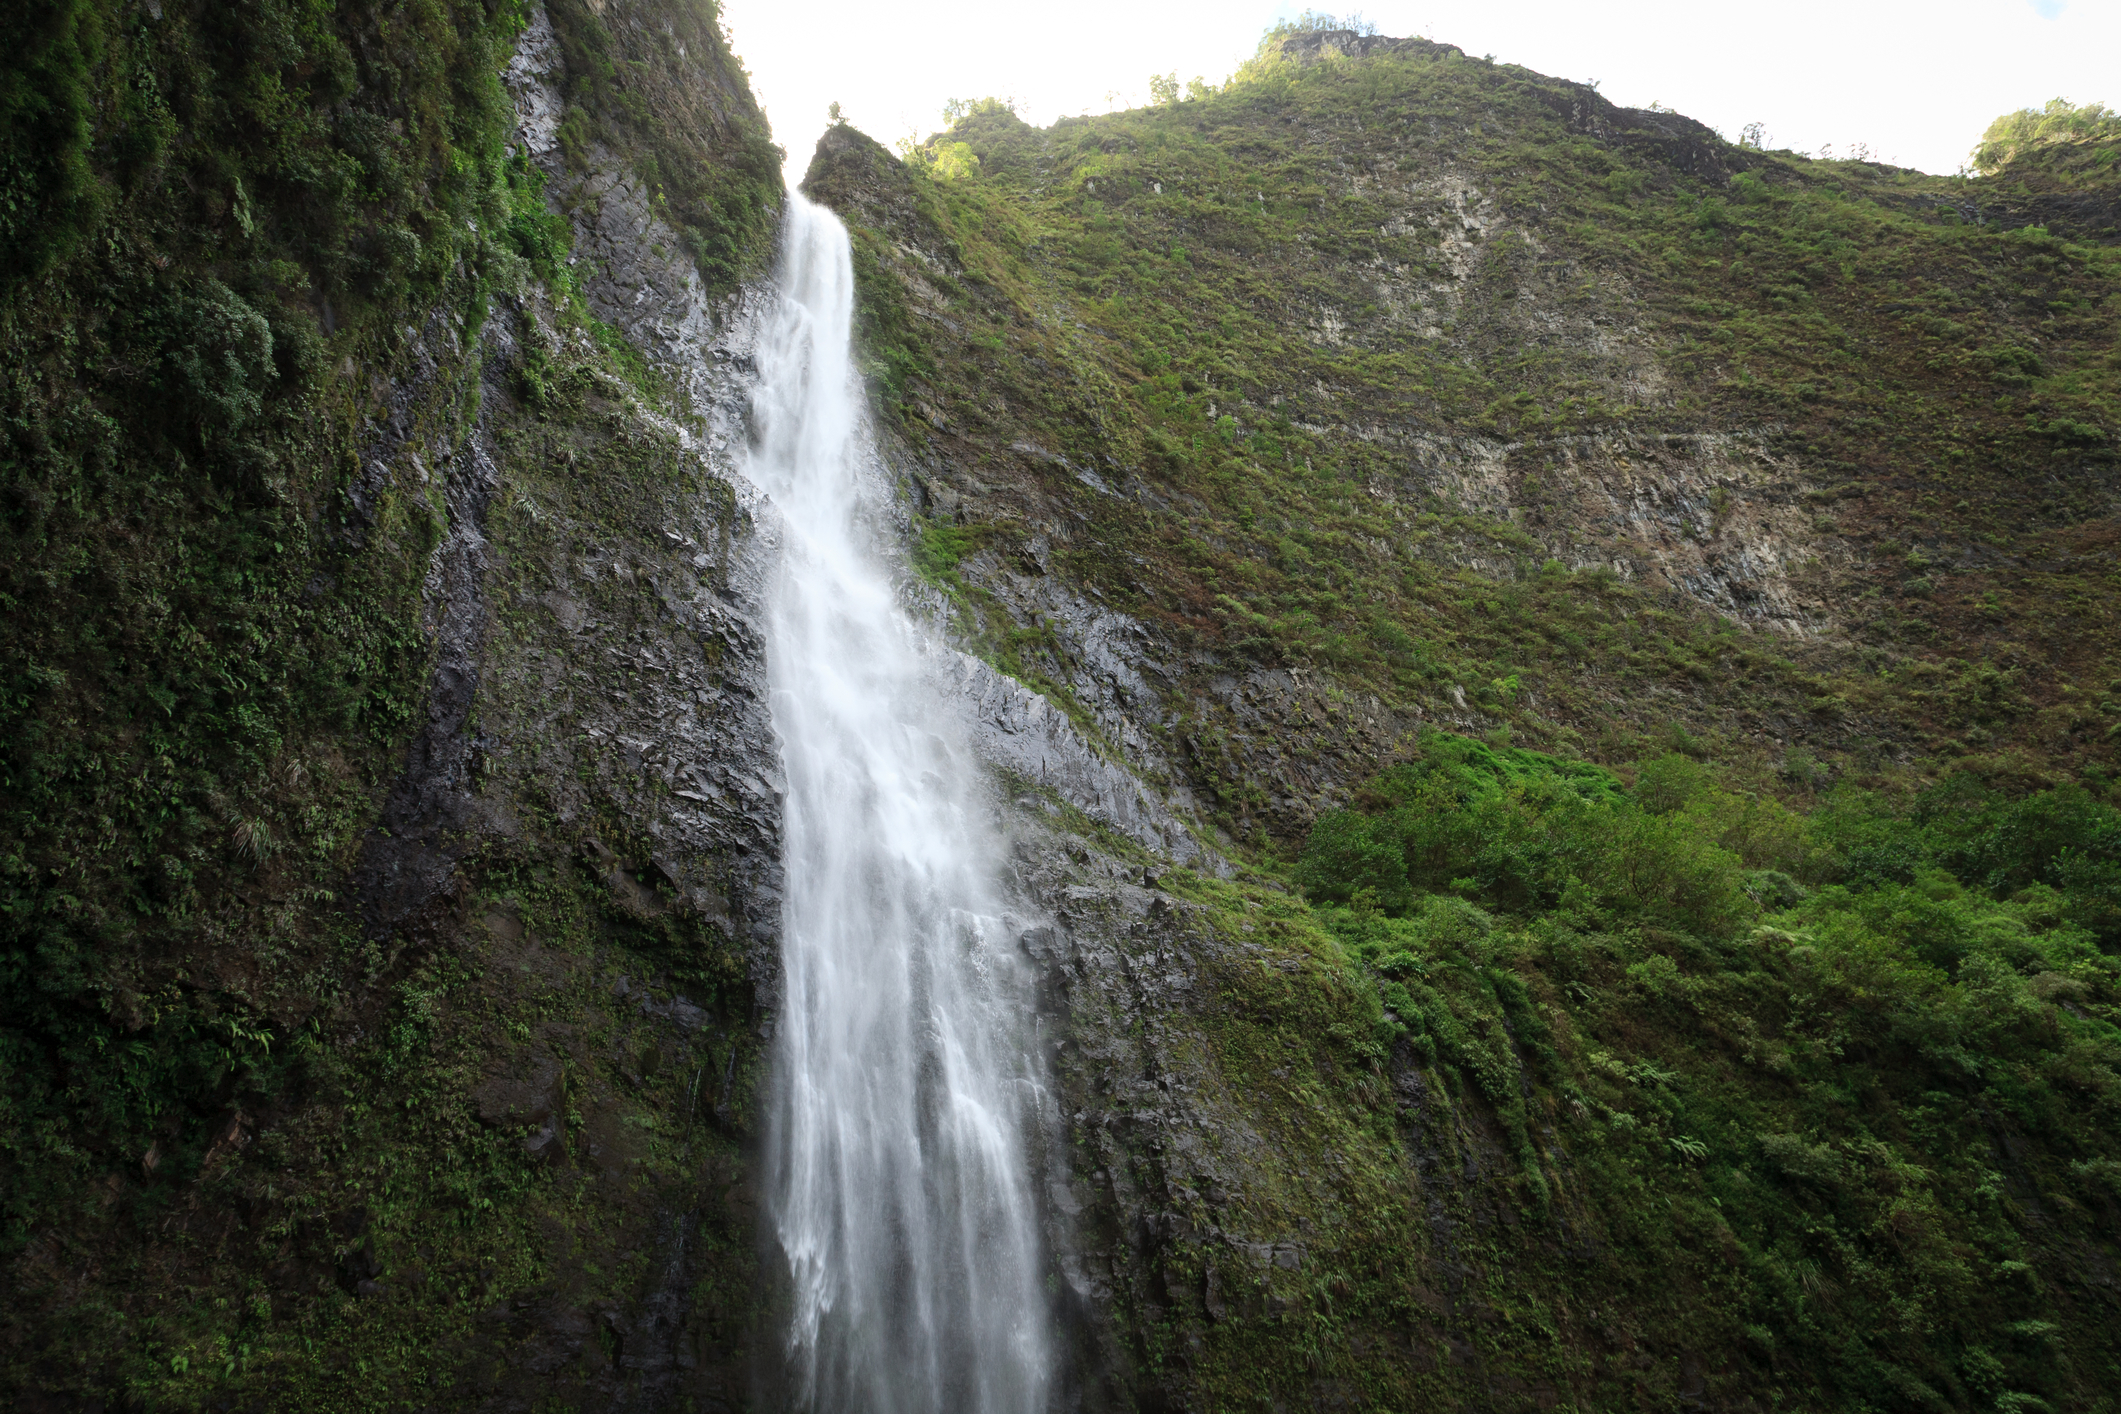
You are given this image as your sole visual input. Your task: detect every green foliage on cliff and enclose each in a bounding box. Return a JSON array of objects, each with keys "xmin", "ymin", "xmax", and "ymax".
[
  {"xmin": 0, "ymin": 3, "xmax": 775, "ymax": 1404},
  {"xmin": 2, "ymin": 0, "xmax": 526, "ymax": 1248},
  {"xmin": 816, "ymin": 47, "xmax": 2121, "ymax": 1391},
  {"xmin": 1298, "ymin": 734, "xmax": 1755, "ymax": 933},
  {"xmin": 1973, "ymin": 98, "xmax": 2121, "ymax": 180},
  {"xmin": 544, "ymin": 0, "xmax": 782, "ymax": 294},
  {"xmin": 1300, "ymin": 732, "xmax": 2121, "ymax": 949},
  {"xmin": 810, "ymin": 29, "xmax": 2120, "ymax": 825},
  {"xmin": 1, "ymin": 0, "xmax": 114, "ymax": 287},
  {"xmin": 1135, "ymin": 736, "xmax": 2121, "ymax": 1411}
]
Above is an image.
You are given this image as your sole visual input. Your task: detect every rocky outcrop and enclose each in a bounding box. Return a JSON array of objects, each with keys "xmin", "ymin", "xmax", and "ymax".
[
  {"xmin": 344, "ymin": 0, "xmax": 788, "ymax": 1024},
  {"xmin": 935, "ymin": 648, "xmax": 1224, "ymax": 870},
  {"xmin": 347, "ymin": 306, "xmax": 507, "ymax": 942},
  {"xmin": 501, "ymin": 0, "xmax": 787, "ymax": 980},
  {"xmin": 342, "ymin": 12, "xmax": 793, "ymax": 1401},
  {"xmin": 1403, "ymin": 428, "xmax": 1850, "ymax": 635},
  {"xmin": 506, "ymin": 4, "xmax": 774, "ymax": 430},
  {"xmin": 1278, "ymin": 29, "xmax": 1465, "ymax": 67},
  {"xmin": 0, "ymin": 0, "xmax": 802, "ymax": 1402}
]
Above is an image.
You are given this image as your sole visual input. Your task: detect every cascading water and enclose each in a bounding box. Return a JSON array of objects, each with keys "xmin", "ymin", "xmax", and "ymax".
[{"xmin": 750, "ymin": 192, "xmax": 1052, "ymax": 1414}]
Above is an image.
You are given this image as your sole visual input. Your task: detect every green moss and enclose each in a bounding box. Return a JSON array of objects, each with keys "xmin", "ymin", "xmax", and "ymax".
[
  {"xmin": 911, "ymin": 519, "xmax": 981, "ymax": 581},
  {"xmin": 2, "ymin": 0, "xmax": 528, "ymax": 1262},
  {"xmin": 0, "ymin": 0, "xmax": 113, "ymax": 289},
  {"xmin": 544, "ymin": 0, "xmax": 782, "ymax": 298},
  {"xmin": 0, "ymin": 2, "xmax": 773, "ymax": 1402}
]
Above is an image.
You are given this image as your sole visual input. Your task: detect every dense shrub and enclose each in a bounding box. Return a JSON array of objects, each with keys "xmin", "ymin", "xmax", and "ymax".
[
  {"xmin": 1812, "ymin": 776, "xmax": 2121, "ymax": 946},
  {"xmin": 1293, "ymin": 734, "xmax": 2121, "ymax": 1409},
  {"xmin": 1304, "ymin": 733, "xmax": 2120, "ymax": 948},
  {"xmin": 1296, "ymin": 732, "xmax": 1751, "ymax": 934}
]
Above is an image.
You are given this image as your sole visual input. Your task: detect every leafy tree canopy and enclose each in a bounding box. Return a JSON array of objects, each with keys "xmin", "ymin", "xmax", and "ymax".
[{"xmin": 1973, "ymin": 96, "xmax": 2121, "ymax": 173}]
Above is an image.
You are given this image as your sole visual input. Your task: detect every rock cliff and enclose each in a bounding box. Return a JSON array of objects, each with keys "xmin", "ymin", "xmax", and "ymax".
[
  {"xmin": 803, "ymin": 37, "xmax": 2119, "ymax": 842},
  {"xmin": 3, "ymin": 8, "xmax": 2118, "ymax": 1414},
  {"xmin": 799, "ymin": 27, "xmax": 2121, "ymax": 1414},
  {"xmin": 2, "ymin": 1, "xmax": 788, "ymax": 1405}
]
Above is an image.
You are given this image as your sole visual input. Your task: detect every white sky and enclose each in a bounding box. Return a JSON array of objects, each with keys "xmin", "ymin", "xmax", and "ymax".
[{"xmin": 717, "ymin": 0, "xmax": 2118, "ymax": 179}]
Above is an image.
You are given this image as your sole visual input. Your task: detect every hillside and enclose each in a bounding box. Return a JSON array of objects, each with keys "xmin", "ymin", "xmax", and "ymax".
[
  {"xmin": 807, "ymin": 29, "xmax": 2120, "ymax": 845},
  {"xmin": 800, "ymin": 24, "xmax": 2121, "ymax": 1414}
]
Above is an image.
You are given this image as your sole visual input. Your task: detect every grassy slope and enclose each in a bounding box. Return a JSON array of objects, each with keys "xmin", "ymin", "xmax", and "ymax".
[
  {"xmin": 807, "ymin": 37, "xmax": 2119, "ymax": 849},
  {"xmin": 805, "ymin": 32, "xmax": 2121, "ymax": 1414},
  {"xmin": 0, "ymin": 1, "xmax": 780, "ymax": 1404}
]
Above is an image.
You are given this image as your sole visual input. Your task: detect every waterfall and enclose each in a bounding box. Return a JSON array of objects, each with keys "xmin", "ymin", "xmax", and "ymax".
[{"xmin": 751, "ymin": 193, "xmax": 1052, "ymax": 1414}]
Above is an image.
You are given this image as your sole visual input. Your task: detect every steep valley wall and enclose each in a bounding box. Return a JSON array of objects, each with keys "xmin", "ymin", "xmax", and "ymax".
[
  {"xmin": 2, "ymin": 1, "xmax": 791, "ymax": 1404},
  {"xmin": 3, "ymin": 7, "xmax": 2119, "ymax": 1414}
]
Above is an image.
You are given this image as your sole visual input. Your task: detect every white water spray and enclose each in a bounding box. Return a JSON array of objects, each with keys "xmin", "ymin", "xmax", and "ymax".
[{"xmin": 751, "ymin": 193, "xmax": 1051, "ymax": 1414}]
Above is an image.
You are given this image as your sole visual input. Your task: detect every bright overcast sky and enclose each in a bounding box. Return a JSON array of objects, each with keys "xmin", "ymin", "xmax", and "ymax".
[{"xmin": 718, "ymin": 0, "xmax": 2118, "ymax": 179}]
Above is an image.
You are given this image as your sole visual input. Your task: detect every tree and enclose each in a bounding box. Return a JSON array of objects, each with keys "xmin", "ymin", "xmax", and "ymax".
[
  {"xmin": 941, "ymin": 95, "xmax": 1017, "ymax": 128},
  {"xmin": 1284, "ymin": 10, "xmax": 1378, "ymax": 35},
  {"xmin": 1972, "ymin": 97, "xmax": 2121, "ymax": 174},
  {"xmin": 932, "ymin": 141, "xmax": 980, "ymax": 182},
  {"xmin": 1230, "ymin": 10, "xmax": 1382, "ymax": 88}
]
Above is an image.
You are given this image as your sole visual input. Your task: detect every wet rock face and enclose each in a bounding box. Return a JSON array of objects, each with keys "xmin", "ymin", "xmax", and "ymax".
[
  {"xmin": 343, "ymin": 0, "xmax": 787, "ymax": 988},
  {"xmin": 936, "ymin": 644, "xmax": 1226, "ymax": 872},
  {"xmin": 306, "ymin": 8, "xmax": 791, "ymax": 1401},
  {"xmin": 490, "ymin": 1, "xmax": 789, "ymax": 978},
  {"xmin": 506, "ymin": 1, "xmax": 776, "ymax": 431},
  {"xmin": 347, "ymin": 306, "xmax": 505, "ymax": 943},
  {"xmin": 321, "ymin": 274, "xmax": 781, "ymax": 1409},
  {"xmin": 346, "ymin": 291, "xmax": 784, "ymax": 973},
  {"xmin": 954, "ymin": 552, "xmax": 1430, "ymax": 841}
]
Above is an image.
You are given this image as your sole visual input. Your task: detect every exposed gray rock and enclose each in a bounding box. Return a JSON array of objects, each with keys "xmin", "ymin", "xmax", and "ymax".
[
  {"xmin": 507, "ymin": 2, "xmax": 773, "ymax": 436},
  {"xmin": 934, "ymin": 649, "xmax": 1224, "ymax": 872},
  {"xmin": 347, "ymin": 302, "xmax": 501, "ymax": 941},
  {"xmin": 495, "ymin": 3, "xmax": 793, "ymax": 997},
  {"xmin": 501, "ymin": 4, "xmax": 565, "ymax": 158},
  {"xmin": 1398, "ymin": 428, "xmax": 1848, "ymax": 635}
]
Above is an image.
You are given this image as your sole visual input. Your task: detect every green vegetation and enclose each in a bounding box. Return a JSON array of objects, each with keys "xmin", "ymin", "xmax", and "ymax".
[
  {"xmin": 1110, "ymin": 735, "xmax": 2121, "ymax": 1410},
  {"xmin": 544, "ymin": 0, "xmax": 782, "ymax": 294},
  {"xmin": 1973, "ymin": 98, "xmax": 2121, "ymax": 182},
  {"xmin": 0, "ymin": 1, "xmax": 777, "ymax": 1403},
  {"xmin": 1, "ymin": 0, "xmax": 113, "ymax": 287},
  {"xmin": 1301, "ymin": 732, "xmax": 2120, "ymax": 947},
  {"xmin": 4, "ymin": 0, "xmax": 527, "ymax": 1259},
  {"xmin": 811, "ymin": 32, "xmax": 2121, "ymax": 1410},
  {"xmin": 4, "ymin": 5, "xmax": 2118, "ymax": 1408},
  {"xmin": 809, "ymin": 29, "xmax": 2119, "ymax": 841}
]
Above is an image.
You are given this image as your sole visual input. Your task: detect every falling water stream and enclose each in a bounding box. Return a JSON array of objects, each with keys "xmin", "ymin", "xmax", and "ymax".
[{"xmin": 750, "ymin": 193, "xmax": 1052, "ymax": 1413}]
